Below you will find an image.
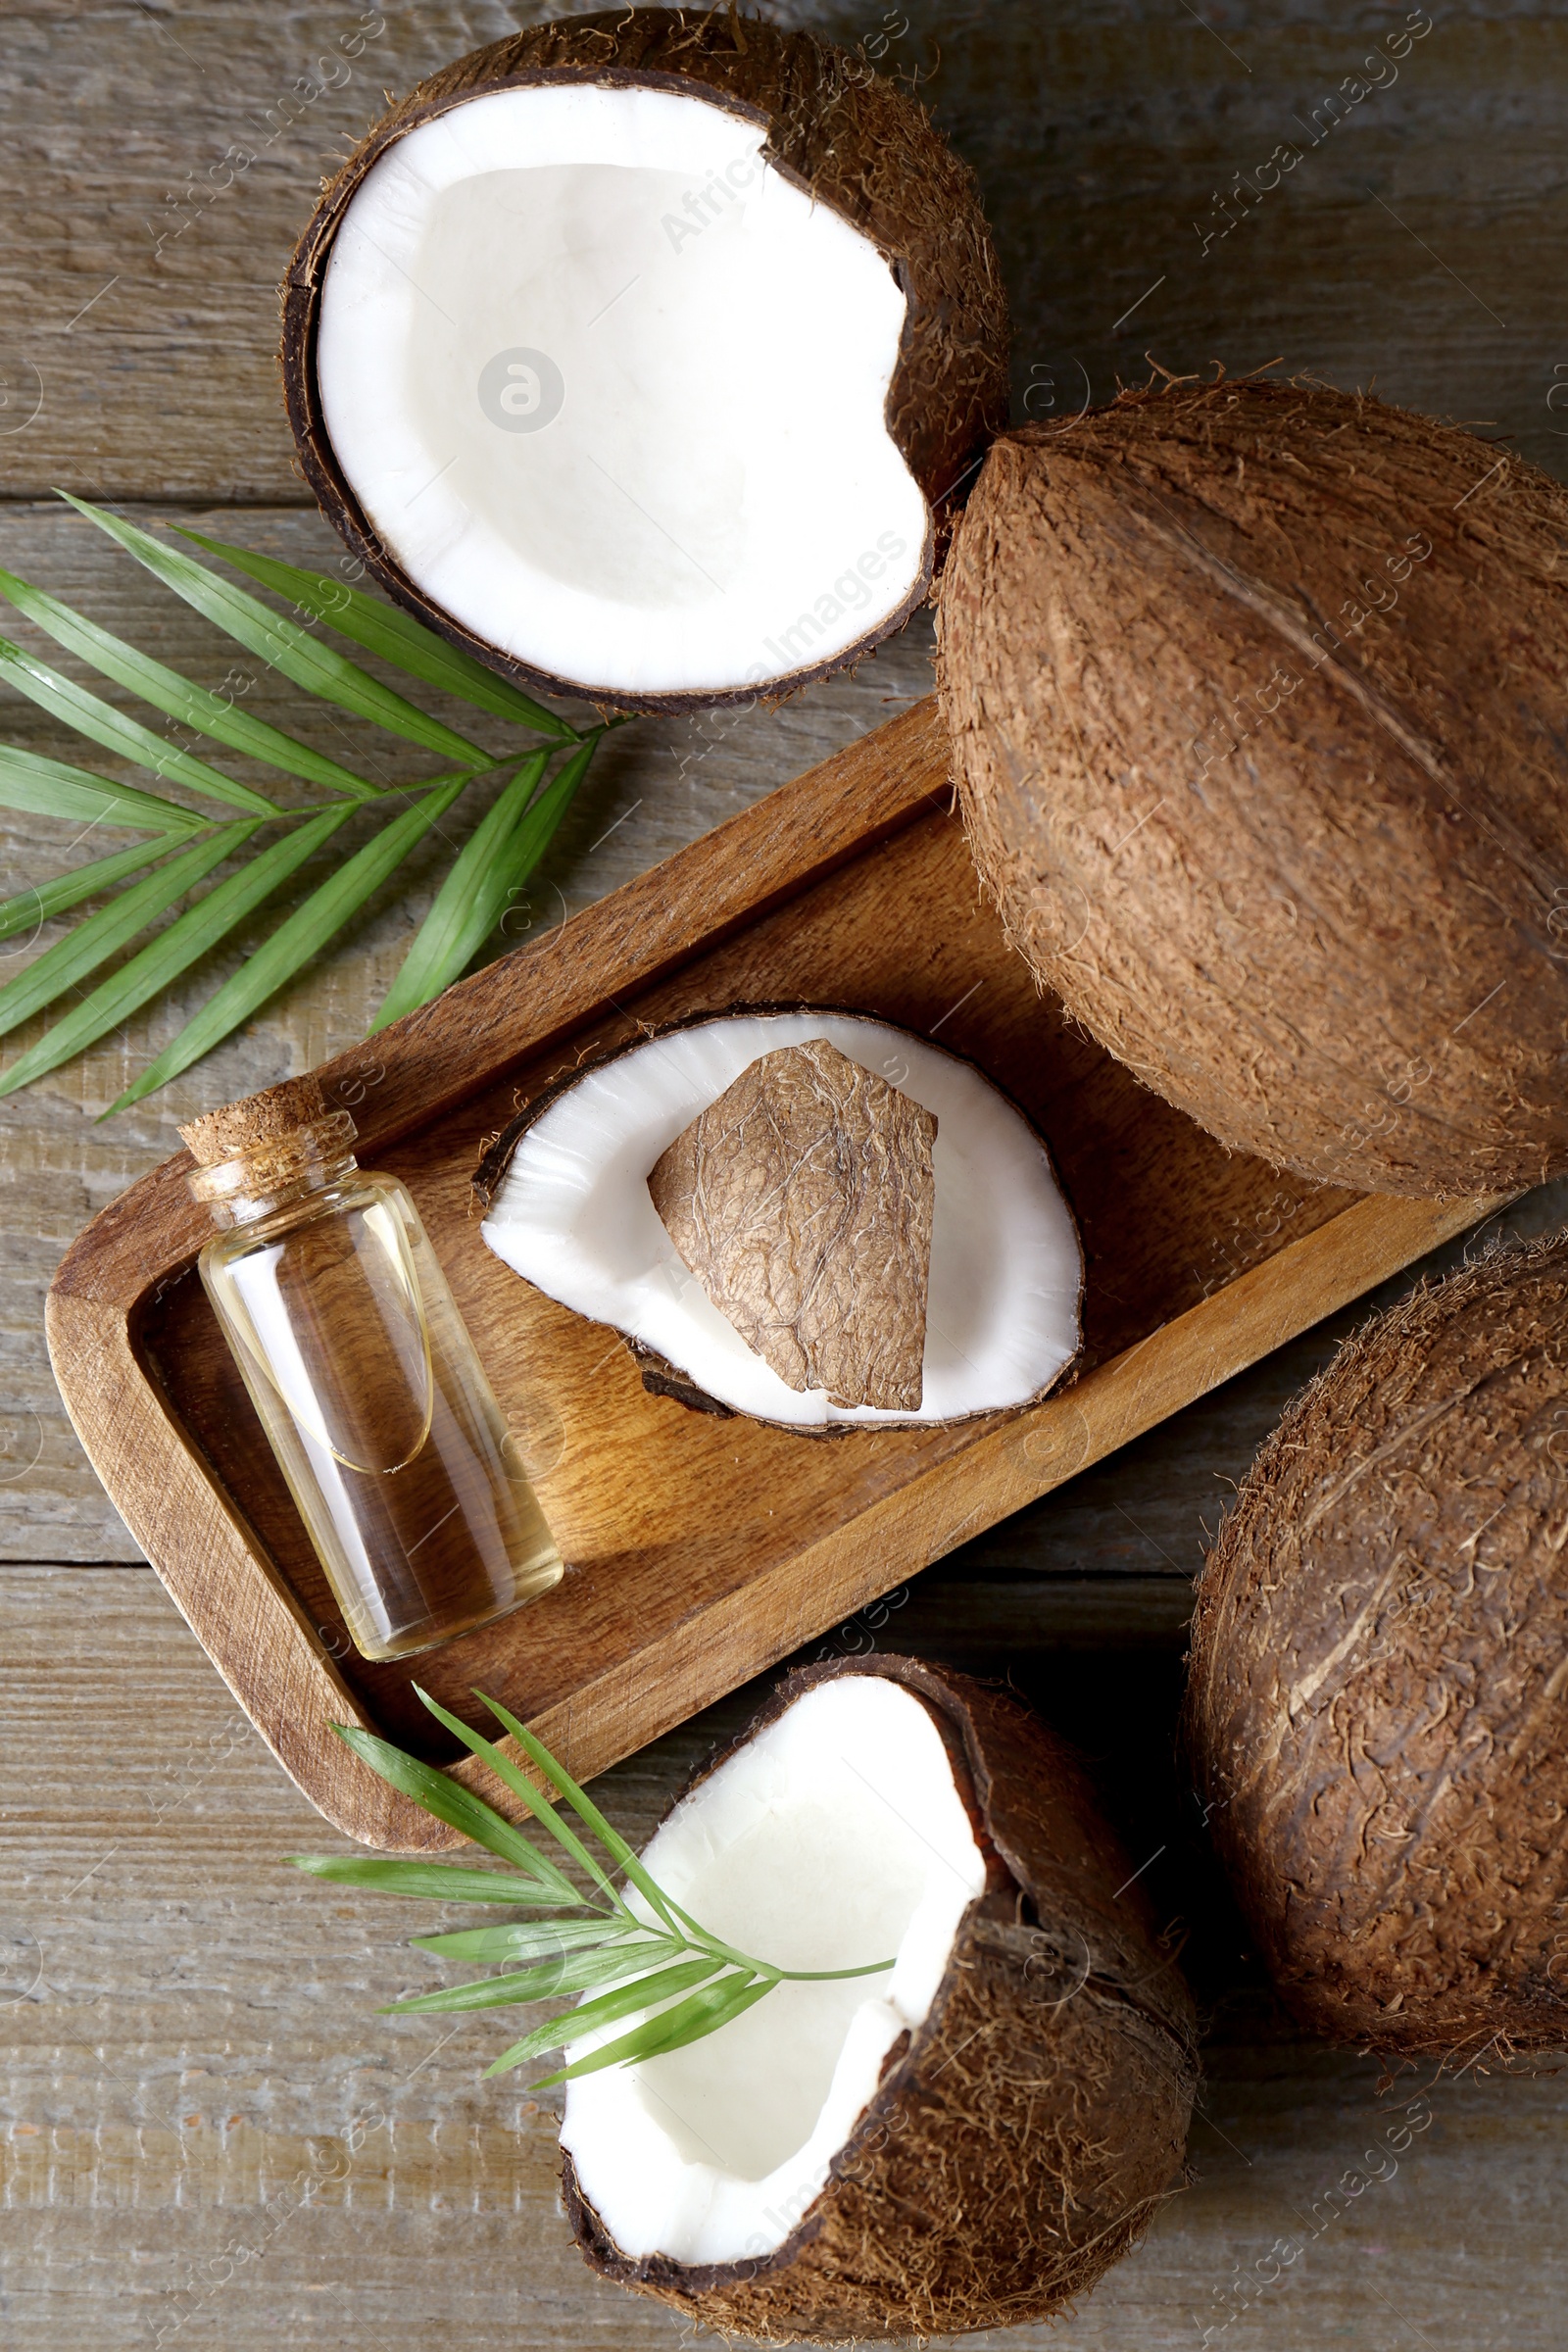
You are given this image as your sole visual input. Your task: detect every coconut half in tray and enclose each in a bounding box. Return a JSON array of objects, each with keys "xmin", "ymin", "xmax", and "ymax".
[
  {"xmin": 280, "ymin": 10, "xmax": 1010, "ymax": 711},
  {"xmin": 561, "ymin": 1655, "xmax": 1198, "ymax": 2343},
  {"xmin": 475, "ymin": 1010, "xmax": 1083, "ymax": 1430}
]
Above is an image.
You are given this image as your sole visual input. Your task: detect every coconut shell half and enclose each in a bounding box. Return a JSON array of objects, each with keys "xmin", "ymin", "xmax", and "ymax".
[
  {"xmin": 474, "ymin": 1005, "xmax": 1084, "ymax": 1431},
  {"xmin": 1186, "ymin": 1232, "xmax": 1568, "ymax": 2060},
  {"xmin": 938, "ymin": 376, "xmax": 1568, "ymax": 1199},
  {"xmin": 563, "ymin": 1654, "xmax": 1198, "ymax": 2342},
  {"xmin": 281, "ymin": 9, "xmax": 1008, "ymax": 711}
]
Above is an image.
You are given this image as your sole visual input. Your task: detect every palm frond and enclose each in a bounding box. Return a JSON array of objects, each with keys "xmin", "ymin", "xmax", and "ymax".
[
  {"xmin": 61, "ymin": 496, "xmax": 492, "ymax": 764},
  {"xmin": 367, "ymin": 749, "xmax": 551, "ymax": 1035},
  {"xmin": 287, "ymin": 1854, "xmax": 583, "ymax": 1906},
  {"xmin": 0, "ymin": 634, "xmax": 277, "ymax": 815},
  {"xmin": 0, "ymin": 743, "xmax": 204, "ymax": 834},
  {"xmin": 0, "ymin": 561, "xmax": 381, "ymax": 799},
  {"xmin": 174, "ymin": 529, "xmax": 579, "ymax": 740},
  {"xmin": 0, "ymin": 499, "xmax": 608, "ymax": 1106},
  {"xmin": 380, "ymin": 1937, "xmax": 682, "ymax": 2017},
  {"xmin": 532, "ymin": 1971, "xmax": 772, "ymax": 2090},
  {"xmin": 0, "ymin": 823, "xmax": 254, "ymax": 1048},
  {"xmin": 290, "ymin": 1691, "xmax": 897, "ymax": 2090},
  {"xmin": 102, "ymin": 781, "xmax": 466, "ymax": 1114},
  {"xmin": 0, "ymin": 808, "xmax": 351, "ymax": 1099},
  {"xmin": 0, "ymin": 836, "xmax": 173, "ymax": 945}
]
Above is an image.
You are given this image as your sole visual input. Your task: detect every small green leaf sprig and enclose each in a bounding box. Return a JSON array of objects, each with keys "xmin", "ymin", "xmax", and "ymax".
[
  {"xmin": 0, "ymin": 496, "xmax": 616, "ymax": 1110},
  {"xmin": 290, "ymin": 1687, "xmax": 896, "ymax": 2088}
]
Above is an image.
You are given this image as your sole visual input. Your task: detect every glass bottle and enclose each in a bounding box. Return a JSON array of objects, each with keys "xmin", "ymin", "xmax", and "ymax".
[{"xmin": 181, "ymin": 1073, "xmax": 563, "ymax": 1662}]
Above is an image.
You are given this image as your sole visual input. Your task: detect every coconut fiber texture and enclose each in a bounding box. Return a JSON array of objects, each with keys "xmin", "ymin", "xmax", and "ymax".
[
  {"xmin": 937, "ymin": 376, "xmax": 1568, "ymax": 1200},
  {"xmin": 1186, "ymin": 1232, "xmax": 1568, "ymax": 2061},
  {"xmin": 281, "ymin": 7, "xmax": 1010, "ymax": 711},
  {"xmin": 564, "ymin": 1654, "xmax": 1198, "ymax": 2343},
  {"xmin": 648, "ymin": 1038, "xmax": 936, "ymax": 1410}
]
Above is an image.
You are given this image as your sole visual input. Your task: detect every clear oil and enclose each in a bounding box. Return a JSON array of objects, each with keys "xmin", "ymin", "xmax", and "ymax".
[{"xmin": 192, "ymin": 1142, "xmax": 562, "ymax": 1662}]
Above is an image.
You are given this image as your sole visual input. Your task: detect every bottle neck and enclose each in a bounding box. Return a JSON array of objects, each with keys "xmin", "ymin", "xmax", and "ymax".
[{"xmin": 187, "ymin": 1109, "xmax": 361, "ymax": 1230}]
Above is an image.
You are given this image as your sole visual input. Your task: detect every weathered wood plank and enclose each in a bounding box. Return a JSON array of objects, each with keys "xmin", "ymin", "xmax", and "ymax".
[
  {"xmin": 0, "ymin": 4, "xmax": 1563, "ymax": 498},
  {"xmin": 4, "ymin": 0, "xmax": 1567, "ymax": 2340},
  {"xmin": 2, "ymin": 1561, "xmax": 1565, "ymax": 2350}
]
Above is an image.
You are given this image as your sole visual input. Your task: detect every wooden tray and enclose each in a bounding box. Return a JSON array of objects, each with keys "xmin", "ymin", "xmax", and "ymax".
[{"xmin": 48, "ymin": 700, "xmax": 1491, "ymax": 1847}]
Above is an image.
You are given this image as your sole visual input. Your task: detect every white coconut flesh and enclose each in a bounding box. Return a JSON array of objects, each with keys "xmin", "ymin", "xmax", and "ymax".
[
  {"xmin": 316, "ymin": 83, "xmax": 929, "ymax": 699},
  {"xmin": 561, "ymin": 1674, "xmax": 987, "ymax": 2265},
  {"xmin": 480, "ymin": 1012, "xmax": 1082, "ymax": 1426}
]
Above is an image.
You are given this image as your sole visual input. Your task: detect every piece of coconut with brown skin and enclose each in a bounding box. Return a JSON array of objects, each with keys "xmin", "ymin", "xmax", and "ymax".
[
  {"xmin": 559, "ymin": 1653, "xmax": 1198, "ymax": 2343},
  {"xmin": 474, "ymin": 1006, "xmax": 1084, "ymax": 1431},
  {"xmin": 937, "ymin": 375, "xmax": 1568, "ymax": 1200},
  {"xmin": 279, "ymin": 8, "xmax": 1009, "ymax": 713},
  {"xmin": 1185, "ymin": 1231, "xmax": 1568, "ymax": 2060},
  {"xmin": 649, "ymin": 1037, "xmax": 937, "ymax": 1410}
]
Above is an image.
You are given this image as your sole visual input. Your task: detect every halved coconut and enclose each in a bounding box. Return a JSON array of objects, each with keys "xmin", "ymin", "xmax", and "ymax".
[
  {"xmin": 280, "ymin": 10, "xmax": 1009, "ymax": 710},
  {"xmin": 562, "ymin": 1654, "xmax": 1198, "ymax": 2341},
  {"xmin": 475, "ymin": 1009, "xmax": 1083, "ymax": 1429}
]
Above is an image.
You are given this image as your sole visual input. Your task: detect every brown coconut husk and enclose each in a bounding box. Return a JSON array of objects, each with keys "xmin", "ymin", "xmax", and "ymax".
[
  {"xmin": 1185, "ymin": 1230, "xmax": 1568, "ymax": 2060},
  {"xmin": 649, "ymin": 1036, "xmax": 937, "ymax": 1410},
  {"xmin": 936, "ymin": 375, "xmax": 1568, "ymax": 1200},
  {"xmin": 280, "ymin": 8, "xmax": 1010, "ymax": 713},
  {"xmin": 564, "ymin": 1653, "xmax": 1198, "ymax": 2341},
  {"xmin": 470, "ymin": 1004, "xmax": 1084, "ymax": 1432}
]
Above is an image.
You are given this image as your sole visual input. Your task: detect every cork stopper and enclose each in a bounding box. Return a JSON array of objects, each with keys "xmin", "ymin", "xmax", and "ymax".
[
  {"xmin": 180, "ymin": 1074, "xmax": 360, "ymax": 1226},
  {"xmin": 180, "ymin": 1073, "xmax": 334, "ymax": 1166}
]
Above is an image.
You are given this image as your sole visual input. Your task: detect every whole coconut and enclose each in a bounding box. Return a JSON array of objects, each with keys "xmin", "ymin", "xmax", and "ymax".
[
  {"xmin": 1185, "ymin": 1233, "xmax": 1568, "ymax": 2059},
  {"xmin": 937, "ymin": 377, "xmax": 1568, "ymax": 1199}
]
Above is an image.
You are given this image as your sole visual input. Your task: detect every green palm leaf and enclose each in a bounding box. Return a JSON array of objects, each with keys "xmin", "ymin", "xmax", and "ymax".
[
  {"xmin": 0, "ymin": 744, "xmax": 203, "ymax": 834},
  {"xmin": 327, "ymin": 1719, "xmax": 576, "ymax": 1896},
  {"xmin": 175, "ymin": 530, "xmax": 578, "ymax": 740},
  {"xmin": 0, "ymin": 635, "xmax": 276, "ymax": 816},
  {"xmin": 0, "ymin": 837, "xmax": 172, "ymax": 945},
  {"xmin": 534, "ymin": 1970, "xmax": 773, "ymax": 2090},
  {"xmin": 382, "ymin": 1937, "xmax": 679, "ymax": 2017},
  {"xmin": 484, "ymin": 1957, "xmax": 727, "ymax": 2078},
  {"xmin": 294, "ymin": 1711, "xmax": 897, "ymax": 2088},
  {"xmin": 287, "ymin": 1855, "xmax": 581, "ymax": 1906},
  {"xmin": 368, "ymin": 749, "xmax": 549, "ymax": 1034},
  {"xmin": 105, "ymin": 780, "xmax": 468, "ymax": 1112},
  {"xmin": 0, "ymin": 562, "xmax": 380, "ymax": 800},
  {"xmin": 0, "ymin": 810, "xmax": 357, "ymax": 1096},
  {"xmin": 412, "ymin": 1920, "xmax": 641, "ymax": 1963},
  {"xmin": 0, "ymin": 505, "xmax": 634, "ymax": 1105},
  {"xmin": 0, "ymin": 823, "xmax": 248, "ymax": 1044},
  {"xmin": 60, "ymin": 496, "xmax": 491, "ymax": 766},
  {"xmin": 410, "ymin": 1686, "xmax": 628, "ymax": 1913},
  {"xmin": 472, "ymin": 1689, "xmax": 678, "ymax": 1932},
  {"xmin": 369, "ymin": 731, "xmax": 602, "ymax": 1034}
]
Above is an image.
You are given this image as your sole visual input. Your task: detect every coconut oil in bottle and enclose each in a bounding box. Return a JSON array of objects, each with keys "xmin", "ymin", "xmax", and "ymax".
[{"xmin": 181, "ymin": 1074, "xmax": 563, "ymax": 1662}]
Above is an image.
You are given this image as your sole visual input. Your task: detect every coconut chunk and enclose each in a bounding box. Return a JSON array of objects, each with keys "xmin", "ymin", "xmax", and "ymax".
[{"xmin": 648, "ymin": 1038, "xmax": 935, "ymax": 1410}]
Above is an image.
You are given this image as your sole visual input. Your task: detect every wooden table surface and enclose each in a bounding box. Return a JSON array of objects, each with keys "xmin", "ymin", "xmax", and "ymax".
[{"xmin": 3, "ymin": 3, "xmax": 1566, "ymax": 2345}]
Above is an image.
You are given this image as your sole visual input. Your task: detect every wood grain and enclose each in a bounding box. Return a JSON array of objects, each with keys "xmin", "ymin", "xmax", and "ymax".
[
  {"xmin": 5, "ymin": 1, "xmax": 1568, "ymax": 2342},
  {"xmin": 4, "ymin": 1557, "xmax": 1567, "ymax": 2352},
  {"xmin": 50, "ymin": 699, "xmax": 1494, "ymax": 1841},
  {"xmin": 0, "ymin": 4, "xmax": 1562, "ymax": 501}
]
